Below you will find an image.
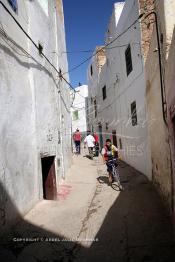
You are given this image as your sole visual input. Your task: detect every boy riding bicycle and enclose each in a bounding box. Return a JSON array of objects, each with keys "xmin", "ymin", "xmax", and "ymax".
[{"xmin": 101, "ymin": 139, "xmax": 119, "ymax": 183}]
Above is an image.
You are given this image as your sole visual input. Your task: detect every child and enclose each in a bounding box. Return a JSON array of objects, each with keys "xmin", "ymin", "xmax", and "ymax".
[{"xmin": 101, "ymin": 139, "xmax": 118, "ymax": 183}]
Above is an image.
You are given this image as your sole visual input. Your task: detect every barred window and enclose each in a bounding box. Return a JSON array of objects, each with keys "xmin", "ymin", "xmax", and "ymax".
[
  {"xmin": 131, "ymin": 101, "xmax": 137, "ymax": 126},
  {"xmin": 125, "ymin": 44, "xmax": 133, "ymax": 76},
  {"xmin": 102, "ymin": 85, "xmax": 107, "ymax": 100}
]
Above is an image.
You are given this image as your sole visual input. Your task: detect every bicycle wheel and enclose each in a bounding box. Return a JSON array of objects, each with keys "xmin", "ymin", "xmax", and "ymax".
[{"xmin": 113, "ymin": 166, "xmax": 123, "ymax": 190}]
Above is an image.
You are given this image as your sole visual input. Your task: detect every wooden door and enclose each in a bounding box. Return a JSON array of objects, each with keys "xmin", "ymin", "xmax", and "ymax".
[{"xmin": 41, "ymin": 156, "xmax": 57, "ymax": 200}]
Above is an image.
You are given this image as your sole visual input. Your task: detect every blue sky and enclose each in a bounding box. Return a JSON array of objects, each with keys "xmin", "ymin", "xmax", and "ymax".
[{"xmin": 63, "ymin": 0, "xmax": 125, "ymax": 88}]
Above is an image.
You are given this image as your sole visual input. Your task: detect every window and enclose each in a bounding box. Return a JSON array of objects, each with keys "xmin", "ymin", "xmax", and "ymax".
[
  {"xmin": 73, "ymin": 110, "xmax": 79, "ymax": 121},
  {"xmin": 38, "ymin": 42, "xmax": 43, "ymax": 55},
  {"xmin": 102, "ymin": 85, "xmax": 107, "ymax": 100},
  {"xmin": 131, "ymin": 101, "xmax": 137, "ymax": 126},
  {"xmin": 119, "ymin": 138, "xmax": 122, "ymax": 149},
  {"xmin": 112, "ymin": 130, "xmax": 117, "ymax": 147},
  {"xmin": 106, "ymin": 123, "xmax": 108, "ymax": 130},
  {"xmin": 8, "ymin": 0, "xmax": 18, "ymax": 12},
  {"xmin": 94, "ymin": 99, "xmax": 97, "ymax": 118},
  {"xmin": 90, "ymin": 65, "xmax": 93, "ymax": 76},
  {"xmin": 125, "ymin": 44, "xmax": 133, "ymax": 76}
]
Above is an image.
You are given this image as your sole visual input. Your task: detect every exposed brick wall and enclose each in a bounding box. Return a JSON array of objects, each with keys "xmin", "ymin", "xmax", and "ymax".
[
  {"xmin": 95, "ymin": 46, "xmax": 106, "ymax": 72},
  {"xmin": 56, "ymin": 0, "xmax": 63, "ymax": 22},
  {"xmin": 139, "ymin": 0, "xmax": 155, "ymax": 62}
]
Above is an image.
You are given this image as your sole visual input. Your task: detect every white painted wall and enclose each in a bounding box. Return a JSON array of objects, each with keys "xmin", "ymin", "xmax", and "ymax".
[
  {"xmin": 71, "ymin": 85, "xmax": 88, "ymax": 134},
  {"xmin": 87, "ymin": 0, "xmax": 152, "ymax": 178},
  {"xmin": 0, "ymin": 0, "xmax": 71, "ymax": 233}
]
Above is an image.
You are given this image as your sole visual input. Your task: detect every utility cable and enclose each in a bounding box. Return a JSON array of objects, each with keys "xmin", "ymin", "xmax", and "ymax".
[
  {"xmin": 62, "ymin": 13, "xmax": 144, "ymax": 75},
  {"xmin": 0, "ymin": 1, "xmax": 76, "ymax": 94},
  {"xmin": 0, "ymin": 24, "xmax": 74, "ymax": 112}
]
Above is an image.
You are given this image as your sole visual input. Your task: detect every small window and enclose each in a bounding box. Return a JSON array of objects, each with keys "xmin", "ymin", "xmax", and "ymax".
[
  {"xmin": 131, "ymin": 101, "xmax": 137, "ymax": 126},
  {"xmin": 125, "ymin": 44, "xmax": 133, "ymax": 76},
  {"xmin": 73, "ymin": 110, "xmax": 79, "ymax": 121},
  {"xmin": 38, "ymin": 42, "xmax": 43, "ymax": 55},
  {"xmin": 106, "ymin": 123, "xmax": 108, "ymax": 130},
  {"xmin": 90, "ymin": 65, "xmax": 93, "ymax": 76},
  {"xmin": 112, "ymin": 130, "xmax": 117, "ymax": 147},
  {"xmin": 102, "ymin": 85, "xmax": 107, "ymax": 100},
  {"xmin": 119, "ymin": 138, "xmax": 122, "ymax": 149},
  {"xmin": 94, "ymin": 99, "xmax": 97, "ymax": 118},
  {"xmin": 8, "ymin": 0, "xmax": 18, "ymax": 12}
]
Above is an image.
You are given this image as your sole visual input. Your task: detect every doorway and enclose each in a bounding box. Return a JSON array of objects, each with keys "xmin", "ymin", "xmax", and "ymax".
[
  {"xmin": 112, "ymin": 130, "xmax": 118, "ymax": 147},
  {"xmin": 41, "ymin": 156, "xmax": 57, "ymax": 200}
]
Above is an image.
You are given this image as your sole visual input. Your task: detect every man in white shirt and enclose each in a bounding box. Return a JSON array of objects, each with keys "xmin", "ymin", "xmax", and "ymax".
[{"xmin": 84, "ymin": 131, "xmax": 95, "ymax": 159}]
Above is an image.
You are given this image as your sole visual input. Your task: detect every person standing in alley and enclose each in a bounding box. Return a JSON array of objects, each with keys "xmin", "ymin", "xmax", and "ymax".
[
  {"xmin": 93, "ymin": 132, "xmax": 99, "ymax": 157},
  {"xmin": 73, "ymin": 129, "xmax": 81, "ymax": 154},
  {"xmin": 84, "ymin": 131, "xmax": 95, "ymax": 159}
]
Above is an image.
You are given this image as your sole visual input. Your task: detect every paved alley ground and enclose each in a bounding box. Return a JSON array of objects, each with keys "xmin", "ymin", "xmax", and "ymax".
[{"xmin": 1, "ymin": 155, "xmax": 175, "ymax": 262}]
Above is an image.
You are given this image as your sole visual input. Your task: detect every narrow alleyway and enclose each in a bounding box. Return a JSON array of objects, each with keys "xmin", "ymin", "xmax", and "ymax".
[{"xmin": 1, "ymin": 155, "xmax": 175, "ymax": 262}]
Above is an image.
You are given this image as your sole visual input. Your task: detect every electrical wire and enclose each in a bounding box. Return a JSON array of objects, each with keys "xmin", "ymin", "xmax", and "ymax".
[
  {"xmin": 61, "ymin": 50, "xmax": 93, "ymax": 54},
  {"xmin": 62, "ymin": 13, "xmax": 144, "ymax": 75},
  {"xmin": 0, "ymin": 1, "xmax": 79, "ymax": 111},
  {"xmin": 60, "ymin": 43, "xmax": 138, "ymax": 54},
  {"xmin": 0, "ymin": 2, "xmax": 148, "ymax": 112},
  {"xmin": 0, "ymin": 0, "xmax": 76, "ymax": 95},
  {"xmin": 71, "ymin": 41, "xmax": 140, "ymax": 102},
  {"xmin": 0, "ymin": 24, "xmax": 73, "ymax": 113}
]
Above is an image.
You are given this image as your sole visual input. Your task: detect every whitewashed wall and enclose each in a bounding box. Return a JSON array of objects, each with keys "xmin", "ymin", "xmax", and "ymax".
[
  {"xmin": 0, "ymin": 0, "xmax": 71, "ymax": 233},
  {"xmin": 87, "ymin": 0, "xmax": 152, "ymax": 178},
  {"xmin": 71, "ymin": 85, "xmax": 88, "ymax": 134}
]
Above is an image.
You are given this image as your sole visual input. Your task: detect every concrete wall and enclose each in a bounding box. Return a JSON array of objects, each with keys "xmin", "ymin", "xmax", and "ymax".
[
  {"xmin": 166, "ymin": 27, "xmax": 175, "ymax": 217},
  {"xmin": 139, "ymin": 0, "xmax": 155, "ymax": 62},
  {"xmin": 0, "ymin": 0, "xmax": 71, "ymax": 234},
  {"xmin": 87, "ymin": 46, "xmax": 106, "ymax": 134},
  {"xmin": 145, "ymin": 0, "xmax": 175, "ymax": 212}
]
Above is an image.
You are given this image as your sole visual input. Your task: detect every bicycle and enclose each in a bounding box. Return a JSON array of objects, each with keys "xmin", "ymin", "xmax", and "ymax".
[{"xmin": 107, "ymin": 158, "xmax": 123, "ymax": 191}]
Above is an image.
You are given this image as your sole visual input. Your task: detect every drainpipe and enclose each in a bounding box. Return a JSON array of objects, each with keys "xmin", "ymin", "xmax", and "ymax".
[{"xmin": 144, "ymin": 11, "xmax": 167, "ymax": 126}]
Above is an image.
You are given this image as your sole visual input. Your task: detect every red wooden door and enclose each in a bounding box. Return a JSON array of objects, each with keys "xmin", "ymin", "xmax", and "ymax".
[
  {"xmin": 45, "ymin": 160, "xmax": 57, "ymax": 200},
  {"xmin": 42, "ymin": 156, "xmax": 57, "ymax": 200}
]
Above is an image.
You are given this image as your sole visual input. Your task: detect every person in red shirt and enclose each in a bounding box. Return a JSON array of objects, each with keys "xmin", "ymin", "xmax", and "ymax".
[
  {"xmin": 93, "ymin": 132, "xmax": 99, "ymax": 157},
  {"xmin": 73, "ymin": 129, "xmax": 81, "ymax": 154}
]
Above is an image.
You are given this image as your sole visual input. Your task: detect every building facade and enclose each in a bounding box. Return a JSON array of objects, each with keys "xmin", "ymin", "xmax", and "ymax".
[
  {"xmin": 166, "ymin": 28, "xmax": 175, "ymax": 218},
  {"xmin": 87, "ymin": 46, "xmax": 106, "ymax": 136},
  {"xmin": 71, "ymin": 85, "xmax": 88, "ymax": 137},
  {"xmin": 0, "ymin": 0, "xmax": 71, "ymax": 235},
  {"xmin": 145, "ymin": 0, "xmax": 175, "ymax": 214},
  {"xmin": 87, "ymin": 0, "xmax": 152, "ymax": 178}
]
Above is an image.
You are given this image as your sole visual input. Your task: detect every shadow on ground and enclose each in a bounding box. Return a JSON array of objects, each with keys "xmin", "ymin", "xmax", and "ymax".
[{"xmin": 1, "ymin": 163, "xmax": 175, "ymax": 262}]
